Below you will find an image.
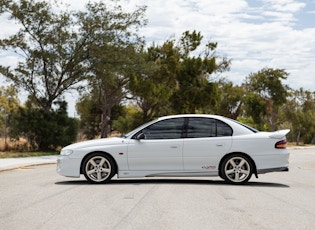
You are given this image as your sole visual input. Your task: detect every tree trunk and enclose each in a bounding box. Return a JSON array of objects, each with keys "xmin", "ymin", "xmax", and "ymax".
[
  {"xmin": 101, "ymin": 109, "xmax": 111, "ymax": 138},
  {"xmin": 296, "ymin": 129, "xmax": 301, "ymax": 146}
]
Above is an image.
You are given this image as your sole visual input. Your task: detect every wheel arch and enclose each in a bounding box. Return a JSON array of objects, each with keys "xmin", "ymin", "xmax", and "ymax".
[
  {"xmin": 80, "ymin": 151, "xmax": 118, "ymax": 175},
  {"xmin": 219, "ymin": 152, "xmax": 258, "ymax": 179}
]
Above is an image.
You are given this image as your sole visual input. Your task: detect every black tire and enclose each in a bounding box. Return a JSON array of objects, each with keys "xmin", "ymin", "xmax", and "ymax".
[
  {"xmin": 220, "ymin": 154, "xmax": 253, "ymax": 184},
  {"xmin": 83, "ymin": 153, "xmax": 116, "ymax": 184}
]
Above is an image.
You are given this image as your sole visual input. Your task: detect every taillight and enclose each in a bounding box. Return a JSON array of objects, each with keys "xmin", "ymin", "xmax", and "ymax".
[{"xmin": 275, "ymin": 139, "xmax": 287, "ymax": 149}]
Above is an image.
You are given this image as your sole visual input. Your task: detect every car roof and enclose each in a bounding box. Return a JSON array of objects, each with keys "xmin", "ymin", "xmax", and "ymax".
[{"xmin": 157, "ymin": 114, "xmax": 225, "ymax": 120}]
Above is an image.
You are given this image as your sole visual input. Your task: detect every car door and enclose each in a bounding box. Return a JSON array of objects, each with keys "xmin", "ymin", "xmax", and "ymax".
[
  {"xmin": 127, "ymin": 118, "xmax": 185, "ymax": 171},
  {"xmin": 183, "ymin": 117, "xmax": 232, "ymax": 172}
]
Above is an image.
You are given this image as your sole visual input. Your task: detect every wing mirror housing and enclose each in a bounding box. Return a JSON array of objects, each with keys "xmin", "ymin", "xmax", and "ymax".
[{"xmin": 136, "ymin": 133, "xmax": 145, "ymax": 140}]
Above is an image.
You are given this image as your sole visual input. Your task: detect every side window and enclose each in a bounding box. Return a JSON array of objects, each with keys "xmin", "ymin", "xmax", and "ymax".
[
  {"xmin": 187, "ymin": 118, "xmax": 232, "ymax": 138},
  {"xmin": 187, "ymin": 118, "xmax": 216, "ymax": 138},
  {"xmin": 141, "ymin": 118, "xmax": 185, "ymax": 139},
  {"xmin": 217, "ymin": 120, "xmax": 233, "ymax": 136}
]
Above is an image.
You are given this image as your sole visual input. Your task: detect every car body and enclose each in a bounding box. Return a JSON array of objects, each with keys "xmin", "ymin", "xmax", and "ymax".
[{"xmin": 57, "ymin": 114, "xmax": 290, "ymax": 184}]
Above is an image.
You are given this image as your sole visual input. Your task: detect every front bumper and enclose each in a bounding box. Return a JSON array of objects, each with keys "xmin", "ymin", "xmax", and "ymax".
[{"xmin": 57, "ymin": 156, "xmax": 81, "ymax": 178}]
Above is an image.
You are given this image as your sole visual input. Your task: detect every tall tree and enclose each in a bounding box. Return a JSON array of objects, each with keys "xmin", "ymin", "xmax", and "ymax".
[
  {"xmin": 128, "ymin": 40, "xmax": 180, "ymax": 122},
  {"xmin": 172, "ymin": 31, "xmax": 230, "ymax": 114},
  {"xmin": 216, "ymin": 81, "xmax": 245, "ymax": 119},
  {"xmin": 0, "ymin": 85, "xmax": 20, "ymax": 150},
  {"xmin": 76, "ymin": 93, "xmax": 102, "ymax": 140},
  {"xmin": 0, "ymin": 0, "xmax": 89, "ymax": 112},
  {"xmin": 282, "ymin": 89, "xmax": 315, "ymax": 144},
  {"xmin": 77, "ymin": 1, "xmax": 146, "ymax": 137},
  {"xmin": 244, "ymin": 68, "xmax": 290, "ymax": 131}
]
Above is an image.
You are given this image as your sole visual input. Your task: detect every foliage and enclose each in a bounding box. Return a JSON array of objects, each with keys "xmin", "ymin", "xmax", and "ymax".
[
  {"xmin": 282, "ymin": 89, "xmax": 315, "ymax": 144},
  {"xmin": 216, "ymin": 81, "xmax": 245, "ymax": 119},
  {"xmin": 128, "ymin": 30, "xmax": 230, "ymax": 120},
  {"xmin": 112, "ymin": 105, "xmax": 143, "ymax": 134},
  {"xmin": 0, "ymin": 0, "xmax": 89, "ymax": 112},
  {"xmin": 244, "ymin": 68, "xmax": 290, "ymax": 131},
  {"xmin": 0, "ymin": 85, "xmax": 20, "ymax": 129},
  {"xmin": 172, "ymin": 31, "xmax": 230, "ymax": 114},
  {"xmin": 78, "ymin": 1, "xmax": 147, "ymax": 137},
  {"xmin": 76, "ymin": 93, "xmax": 102, "ymax": 140},
  {"xmin": 10, "ymin": 101, "xmax": 78, "ymax": 151},
  {"xmin": 0, "ymin": 85, "xmax": 20, "ymax": 150},
  {"xmin": 128, "ymin": 40, "xmax": 180, "ymax": 122}
]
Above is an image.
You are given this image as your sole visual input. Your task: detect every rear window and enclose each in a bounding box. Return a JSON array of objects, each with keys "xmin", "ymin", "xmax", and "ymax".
[{"xmin": 229, "ymin": 119, "xmax": 259, "ymax": 133}]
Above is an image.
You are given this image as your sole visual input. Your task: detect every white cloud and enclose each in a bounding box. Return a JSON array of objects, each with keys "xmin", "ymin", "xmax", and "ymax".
[
  {"xmin": 262, "ymin": 0, "xmax": 305, "ymax": 12},
  {"xmin": 1, "ymin": 0, "xmax": 315, "ymax": 115}
]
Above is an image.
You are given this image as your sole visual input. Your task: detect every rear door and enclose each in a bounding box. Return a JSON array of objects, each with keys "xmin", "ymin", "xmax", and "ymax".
[{"xmin": 183, "ymin": 117, "xmax": 232, "ymax": 172}]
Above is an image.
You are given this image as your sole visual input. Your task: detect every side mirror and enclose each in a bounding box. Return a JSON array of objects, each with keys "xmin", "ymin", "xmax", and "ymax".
[{"xmin": 136, "ymin": 133, "xmax": 145, "ymax": 140}]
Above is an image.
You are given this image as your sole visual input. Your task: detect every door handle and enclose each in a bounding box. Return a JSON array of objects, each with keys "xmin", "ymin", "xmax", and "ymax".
[
  {"xmin": 170, "ymin": 145, "xmax": 179, "ymax": 148},
  {"xmin": 216, "ymin": 143, "xmax": 224, "ymax": 147}
]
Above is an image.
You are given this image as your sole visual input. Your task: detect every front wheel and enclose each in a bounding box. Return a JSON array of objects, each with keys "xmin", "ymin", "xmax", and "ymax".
[
  {"xmin": 220, "ymin": 154, "xmax": 253, "ymax": 184},
  {"xmin": 83, "ymin": 153, "xmax": 116, "ymax": 184}
]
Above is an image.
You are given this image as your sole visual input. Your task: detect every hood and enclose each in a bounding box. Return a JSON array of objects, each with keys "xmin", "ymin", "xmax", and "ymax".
[{"xmin": 62, "ymin": 137, "xmax": 124, "ymax": 150}]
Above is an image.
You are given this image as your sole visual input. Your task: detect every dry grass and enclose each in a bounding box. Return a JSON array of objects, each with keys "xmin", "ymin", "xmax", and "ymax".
[
  {"xmin": 0, "ymin": 137, "xmax": 32, "ymax": 152},
  {"xmin": 0, "ymin": 138, "xmax": 59, "ymax": 158},
  {"xmin": 0, "ymin": 151, "xmax": 59, "ymax": 158}
]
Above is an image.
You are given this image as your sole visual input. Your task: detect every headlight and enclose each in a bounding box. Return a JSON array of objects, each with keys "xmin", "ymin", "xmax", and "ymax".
[{"xmin": 60, "ymin": 149, "xmax": 73, "ymax": 156}]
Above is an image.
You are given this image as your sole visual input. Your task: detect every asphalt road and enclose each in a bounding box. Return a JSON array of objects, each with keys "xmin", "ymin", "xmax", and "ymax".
[{"xmin": 0, "ymin": 149, "xmax": 314, "ymax": 230}]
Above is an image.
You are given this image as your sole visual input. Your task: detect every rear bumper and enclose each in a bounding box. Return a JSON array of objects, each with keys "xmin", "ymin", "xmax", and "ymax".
[{"xmin": 257, "ymin": 167, "xmax": 289, "ymax": 174}]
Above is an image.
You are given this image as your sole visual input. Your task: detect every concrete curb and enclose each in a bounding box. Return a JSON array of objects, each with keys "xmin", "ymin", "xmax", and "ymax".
[
  {"xmin": 288, "ymin": 146, "xmax": 315, "ymax": 150},
  {"xmin": 0, "ymin": 156, "xmax": 58, "ymax": 172}
]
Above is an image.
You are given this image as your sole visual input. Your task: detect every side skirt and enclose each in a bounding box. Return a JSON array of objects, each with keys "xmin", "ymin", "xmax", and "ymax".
[
  {"xmin": 257, "ymin": 167, "xmax": 289, "ymax": 174},
  {"xmin": 118, "ymin": 170, "xmax": 219, "ymax": 178}
]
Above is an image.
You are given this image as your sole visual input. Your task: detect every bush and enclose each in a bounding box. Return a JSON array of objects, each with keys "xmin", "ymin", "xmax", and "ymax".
[{"xmin": 10, "ymin": 101, "xmax": 78, "ymax": 151}]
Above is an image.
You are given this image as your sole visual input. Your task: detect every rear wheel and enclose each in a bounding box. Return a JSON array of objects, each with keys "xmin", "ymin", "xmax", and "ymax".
[
  {"xmin": 83, "ymin": 153, "xmax": 116, "ymax": 184},
  {"xmin": 221, "ymin": 154, "xmax": 253, "ymax": 184}
]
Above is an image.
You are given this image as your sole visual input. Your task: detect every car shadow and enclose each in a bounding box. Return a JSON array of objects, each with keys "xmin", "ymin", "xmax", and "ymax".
[{"xmin": 55, "ymin": 178, "xmax": 289, "ymax": 188}]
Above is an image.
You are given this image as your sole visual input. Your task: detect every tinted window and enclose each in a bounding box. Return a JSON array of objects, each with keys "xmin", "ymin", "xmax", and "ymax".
[
  {"xmin": 141, "ymin": 118, "xmax": 185, "ymax": 139},
  {"xmin": 187, "ymin": 118, "xmax": 232, "ymax": 138},
  {"xmin": 217, "ymin": 120, "xmax": 233, "ymax": 136}
]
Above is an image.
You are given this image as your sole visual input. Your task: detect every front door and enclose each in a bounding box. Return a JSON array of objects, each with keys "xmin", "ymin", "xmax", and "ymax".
[{"xmin": 127, "ymin": 118, "xmax": 185, "ymax": 171}]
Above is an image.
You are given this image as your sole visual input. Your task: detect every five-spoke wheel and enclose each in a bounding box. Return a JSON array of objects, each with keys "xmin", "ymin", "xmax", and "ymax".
[
  {"xmin": 221, "ymin": 154, "xmax": 253, "ymax": 184},
  {"xmin": 83, "ymin": 153, "xmax": 116, "ymax": 184}
]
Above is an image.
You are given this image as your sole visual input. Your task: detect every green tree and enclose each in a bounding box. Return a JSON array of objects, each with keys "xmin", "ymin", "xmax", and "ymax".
[
  {"xmin": 78, "ymin": 1, "xmax": 146, "ymax": 137},
  {"xmin": 10, "ymin": 101, "xmax": 78, "ymax": 151},
  {"xmin": 128, "ymin": 40, "xmax": 180, "ymax": 122},
  {"xmin": 244, "ymin": 68, "xmax": 290, "ymax": 131},
  {"xmin": 76, "ymin": 93, "xmax": 102, "ymax": 140},
  {"xmin": 0, "ymin": 0, "xmax": 89, "ymax": 112},
  {"xmin": 0, "ymin": 85, "xmax": 20, "ymax": 125},
  {"xmin": 216, "ymin": 81, "xmax": 245, "ymax": 119},
  {"xmin": 112, "ymin": 105, "xmax": 143, "ymax": 134},
  {"xmin": 172, "ymin": 31, "xmax": 230, "ymax": 114},
  {"xmin": 0, "ymin": 85, "xmax": 20, "ymax": 150},
  {"xmin": 282, "ymin": 89, "xmax": 315, "ymax": 144}
]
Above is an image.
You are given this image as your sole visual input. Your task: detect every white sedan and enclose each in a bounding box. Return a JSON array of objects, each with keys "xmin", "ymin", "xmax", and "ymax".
[{"xmin": 57, "ymin": 114, "xmax": 290, "ymax": 184}]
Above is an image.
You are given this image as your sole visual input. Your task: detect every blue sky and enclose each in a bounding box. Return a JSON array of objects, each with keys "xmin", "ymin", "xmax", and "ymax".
[
  {"xmin": 121, "ymin": 0, "xmax": 315, "ymax": 90},
  {"xmin": 1, "ymin": 0, "xmax": 315, "ymax": 115}
]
